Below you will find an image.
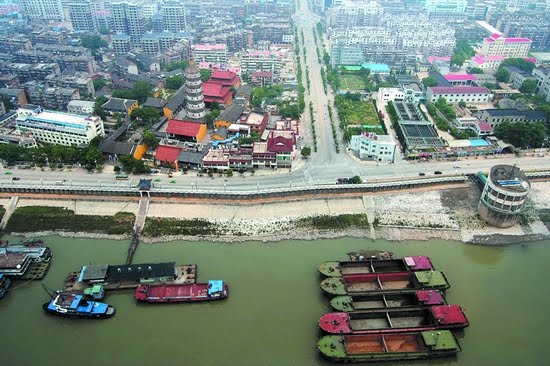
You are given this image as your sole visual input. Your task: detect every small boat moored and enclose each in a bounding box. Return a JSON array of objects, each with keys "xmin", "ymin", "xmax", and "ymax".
[
  {"xmin": 319, "ymin": 305, "xmax": 469, "ymax": 334},
  {"xmin": 319, "ymin": 256, "xmax": 434, "ymax": 277},
  {"xmin": 317, "ymin": 330, "xmax": 461, "ymax": 362},
  {"xmin": 134, "ymin": 280, "xmax": 228, "ymax": 303},
  {"xmin": 320, "ymin": 271, "xmax": 450, "ymax": 296},
  {"xmin": 0, "ymin": 274, "xmax": 11, "ymax": 300},
  {"xmin": 330, "ymin": 290, "xmax": 446, "ymax": 312},
  {"xmin": 42, "ymin": 292, "xmax": 115, "ymax": 319}
]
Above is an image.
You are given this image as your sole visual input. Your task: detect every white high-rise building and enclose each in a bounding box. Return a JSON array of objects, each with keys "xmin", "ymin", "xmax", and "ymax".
[
  {"xmin": 111, "ymin": 1, "xmax": 147, "ymax": 46},
  {"xmin": 423, "ymin": 0, "xmax": 467, "ymax": 14},
  {"xmin": 68, "ymin": 0, "xmax": 97, "ymax": 33},
  {"xmin": 20, "ymin": 0, "xmax": 65, "ymax": 21},
  {"xmin": 162, "ymin": 0, "xmax": 188, "ymax": 32}
]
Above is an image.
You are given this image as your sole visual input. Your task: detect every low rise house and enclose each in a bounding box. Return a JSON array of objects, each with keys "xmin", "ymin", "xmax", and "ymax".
[
  {"xmin": 67, "ymin": 100, "xmax": 95, "ymax": 115},
  {"xmin": 102, "ymin": 98, "xmax": 138, "ymax": 116},
  {"xmin": 426, "ymin": 86, "xmax": 491, "ymax": 104},
  {"xmin": 349, "ymin": 132, "xmax": 396, "ymax": 163},
  {"xmin": 476, "ymin": 108, "xmax": 547, "ymax": 128},
  {"xmin": 165, "ymin": 119, "xmax": 207, "ymax": 142}
]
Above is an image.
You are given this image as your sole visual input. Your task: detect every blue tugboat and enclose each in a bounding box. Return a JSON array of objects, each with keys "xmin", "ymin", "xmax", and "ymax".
[
  {"xmin": 42, "ymin": 291, "xmax": 115, "ymax": 319},
  {"xmin": 0, "ymin": 274, "xmax": 11, "ymax": 300}
]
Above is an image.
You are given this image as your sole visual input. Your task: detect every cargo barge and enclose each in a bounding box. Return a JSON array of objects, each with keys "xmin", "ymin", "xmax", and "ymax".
[
  {"xmin": 317, "ymin": 330, "xmax": 461, "ymax": 362},
  {"xmin": 321, "ymin": 271, "xmax": 450, "ymax": 296},
  {"xmin": 330, "ymin": 290, "xmax": 446, "ymax": 312},
  {"xmin": 42, "ymin": 292, "xmax": 115, "ymax": 319},
  {"xmin": 135, "ymin": 280, "xmax": 228, "ymax": 303},
  {"xmin": 319, "ymin": 305, "xmax": 468, "ymax": 334},
  {"xmin": 319, "ymin": 256, "xmax": 433, "ymax": 277}
]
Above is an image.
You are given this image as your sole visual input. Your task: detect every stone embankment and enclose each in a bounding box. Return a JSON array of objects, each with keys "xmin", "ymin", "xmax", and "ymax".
[{"xmin": 5, "ymin": 181, "xmax": 550, "ymax": 245}]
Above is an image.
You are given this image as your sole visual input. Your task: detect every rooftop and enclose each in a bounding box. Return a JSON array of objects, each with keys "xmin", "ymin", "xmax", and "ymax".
[
  {"xmin": 429, "ymin": 86, "xmax": 490, "ymax": 95},
  {"xmin": 193, "ymin": 44, "xmax": 227, "ymax": 51},
  {"xmin": 155, "ymin": 145, "xmax": 182, "ymax": 162},
  {"xmin": 166, "ymin": 119, "xmax": 203, "ymax": 137},
  {"xmin": 443, "ymin": 74, "xmax": 476, "ymax": 81},
  {"xmin": 489, "ymin": 164, "xmax": 530, "ymax": 192}
]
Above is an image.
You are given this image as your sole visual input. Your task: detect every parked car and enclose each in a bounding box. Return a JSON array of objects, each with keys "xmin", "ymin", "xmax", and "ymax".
[
  {"xmin": 434, "ymin": 171, "xmax": 443, "ymax": 175},
  {"xmin": 11, "ymin": 177, "xmax": 20, "ymax": 181},
  {"xmin": 419, "ymin": 172, "xmax": 426, "ymax": 176},
  {"xmin": 453, "ymin": 165, "xmax": 461, "ymax": 169},
  {"xmin": 336, "ymin": 178, "xmax": 351, "ymax": 184}
]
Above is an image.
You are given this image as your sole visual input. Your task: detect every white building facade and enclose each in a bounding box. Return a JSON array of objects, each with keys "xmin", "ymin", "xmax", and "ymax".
[
  {"xmin": 67, "ymin": 100, "xmax": 95, "ymax": 115},
  {"xmin": 480, "ymin": 34, "xmax": 532, "ymax": 59},
  {"xmin": 15, "ymin": 107, "xmax": 105, "ymax": 146},
  {"xmin": 349, "ymin": 132, "xmax": 396, "ymax": 162},
  {"xmin": 20, "ymin": 0, "xmax": 64, "ymax": 21},
  {"xmin": 191, "ymin": 44, "xmax": 228, "ymax": 64}
]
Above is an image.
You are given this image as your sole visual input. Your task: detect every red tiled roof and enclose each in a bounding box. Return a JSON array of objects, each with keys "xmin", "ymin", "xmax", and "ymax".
[
  {"xmin": 155, "ymin": 145, "xmax": 182, "ymax": 162},
  {"xmin": 203, "ymin": 82, "xmax": 231, "ymax": 97},
  {"xmin": 477, "ymin": 122, "xmax": 492, "ymax": 133},
  {"xmin": 211, "ymin": 70, "xmax": 236, "ymax": 80},
  {"xmin": 267, "ymin": 135, "xmax": 294, "ymax": 153},
  {"xmin": 166, "ymin": 119, "xmax": 203, "ymax": 137},
  {"xmin": 252, "ymin": 71, "xmax": 273, "ymax": 78}
]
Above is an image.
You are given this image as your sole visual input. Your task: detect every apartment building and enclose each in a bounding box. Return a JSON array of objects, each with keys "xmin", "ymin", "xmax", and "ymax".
[
  {"xmin": 16, "ymin": 106, "xmax": 105, "ymax": 146},
  {"xmin": 20, "ymin": 0, "xmax": 64, "ymax": 21},
  {"xmin": 240, "ymin": 50, "xmax": 283, "ymax": 80},
  {"xmin": 111, "ymin": 1, "xmax": 147, "ymax": 46},
  {"xmin": 162, "ymin": 0, "xmax": 188, "ymax": 32},
  {"xmin": 191, "ymin": 44, "xmax": 228, "ymax": 64},
  {"xmin": 141, "ymin": 34, "xmax": 161, "ymax": 56},
  {"xmin": 112, "ymin": 34, "xmax": 131, "ymax": 55},
  {"xmin": 479, "ymin": 33, "xmax": 531, "ymax": 59},
  {"xmin": 68, "ymin": 0, "xmax": 97, "ymax": 33},
  {"xmin": 532, "ymin": 65, "xmax": 550, "ymax": 103}
]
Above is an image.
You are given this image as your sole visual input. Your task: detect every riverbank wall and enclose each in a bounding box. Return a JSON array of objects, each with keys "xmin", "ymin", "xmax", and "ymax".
[{"xmin": 3, "ymin": 181, "xmax": 550, "ymax": 245}]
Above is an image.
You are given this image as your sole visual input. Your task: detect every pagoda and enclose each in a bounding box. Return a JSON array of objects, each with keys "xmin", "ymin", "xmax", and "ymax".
[{"xmin": 183, "ymin": 58, "xmax": 206, "ymax": 120}]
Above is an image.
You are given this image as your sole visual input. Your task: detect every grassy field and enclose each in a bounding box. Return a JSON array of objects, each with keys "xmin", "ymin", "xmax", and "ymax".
[
  {"xmin": 335, "ymin": 95, "xmax": 380, "ymax": 127},
  {"xmin": 339, "ymin": 74, "xmax": 367, "ymax": 90},
  {"xmin": 4, "ymin": 206, "xmax": 135, "ymax": 235}
]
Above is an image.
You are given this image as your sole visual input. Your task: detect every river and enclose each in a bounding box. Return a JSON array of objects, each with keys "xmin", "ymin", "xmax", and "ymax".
[{"xmin": 0, "ymin": 236, "xmax": 548, "ymax": 366}]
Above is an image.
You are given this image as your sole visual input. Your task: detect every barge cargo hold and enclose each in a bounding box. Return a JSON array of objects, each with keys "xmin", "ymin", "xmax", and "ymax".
[
  {"xmin": 135, "ymin": 280, "xmax": 228, "ymax": 303},
  {"xmin": 317, "ymin": 330, "xmax": 461, "ymax": 362},
  {"xmin": 320, "ymin": 271, "xmax": 450, "ymax": 296},
  {"xmin": 42, "ymin": 292, "xmax": 115, "ymax": 319},
  {"xmin": 319, "ymin": 256, "xmax": 433, "ymax": 277},
  {"xmin": 330, "ymin": 290, "xmax": 446, "ymax": 312},
  {"xmin": 319, "ymin": 305, "xmax": 468, "ymax": 334}
]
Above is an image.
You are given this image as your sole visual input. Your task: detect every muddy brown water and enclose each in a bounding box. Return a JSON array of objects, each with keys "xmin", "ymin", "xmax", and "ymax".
[{"xmin": 0, "ymin": 236, "xmax": 548, "ymax": 366}]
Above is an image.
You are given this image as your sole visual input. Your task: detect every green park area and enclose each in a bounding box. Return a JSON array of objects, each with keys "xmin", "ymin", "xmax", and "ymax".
[
  {"xmin": 339, "ymin": 74, "xmax": 367, "ymax": 91},
  {"xmin": 335, "ymin": 93, "xmax": 380, "ymax": 128}
]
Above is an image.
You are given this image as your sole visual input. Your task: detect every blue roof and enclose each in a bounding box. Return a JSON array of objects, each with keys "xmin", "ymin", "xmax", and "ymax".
[
  {"xmin": 362, "ymin": 63, "xmax": 390, "ymax": 72},
  {"xmin": 208, "ymin": 280, "xmax": 224, "ymax": 295},
  {"xmin": 470, "ymin": 139, "xmax": 490, "ymax": 147},
  {"xmin": 70, "ymin": 295, "xmax": 83, "ymax": 309}
]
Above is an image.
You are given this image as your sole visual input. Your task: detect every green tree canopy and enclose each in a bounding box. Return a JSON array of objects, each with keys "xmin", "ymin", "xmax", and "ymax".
[
  {"xmin": 519, "ymin": 79, "xmax": 538, "ymax": 94},
  {"xmin": 142, "ymin": 131, "xmax": 159, "ymax": 149},
  {"xmin": 165, "ymin": 60, "xmax": 189, "ymax": 72},
  {"xmin": 81, "ymin": 35, "xmax": 107, "ymax": 49},
  {"xmin": 131, "ymin": 107, "xmax": 161, "ymax": 127},
  {"xmin": 422, "ymin": 76, "xmax": 438, "ymax": 87},
  {"xmin": 165, "ymin": 75, "xmax": 185, "ymax": 90},
  {"xmin": 501, "ymin": 58, "xmax": 535, "ymax": 73},
  {"xmin": 279, "ymin": 104, "xmax": 301, "ymax": 120},
  {"xmin": 494, "ymin": 121, "xmax": 547, "ymax": 149},
  {"xmin": 301, "ymin": 146, "xmax": 311, "ymax": 158},
  {"xmin": 119, "ymin": 155, "xmax": 150, "ymax": 174},
  {"xmin": 200, "ymin": 69, "xmax": 212, "ymax": 82},
  {"xmin": 495, "ymin": 67, "xmax": 510, "ymax": 82},
  {"xmin": 93, "ymin": 78, "xmax": 107, "ymax": 91},
  {"xmin": 469, "ymin": 67, "xmax": 484, "ymax": 74}
]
